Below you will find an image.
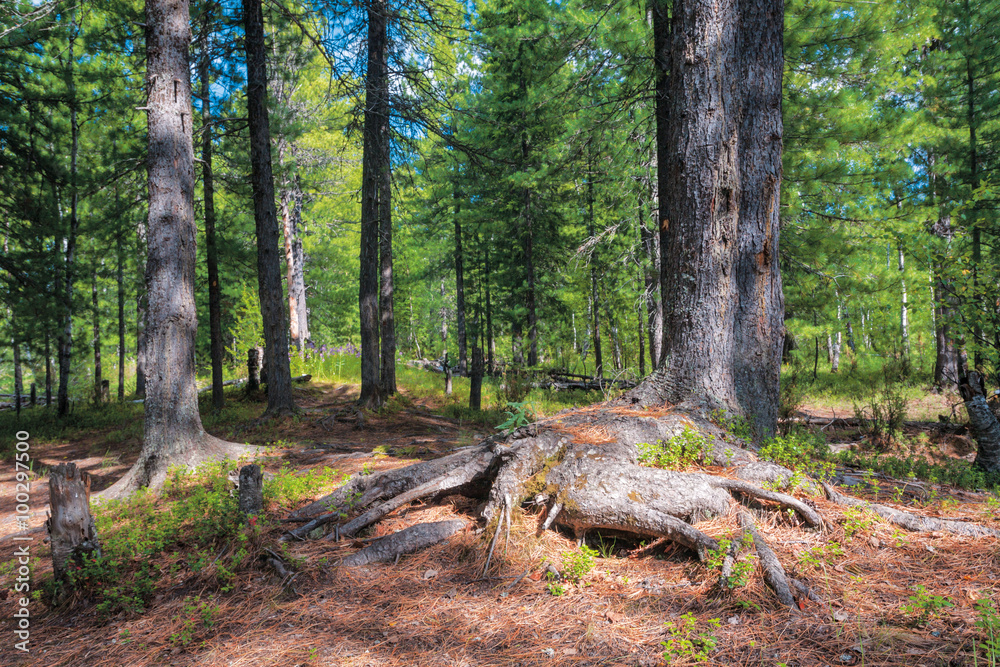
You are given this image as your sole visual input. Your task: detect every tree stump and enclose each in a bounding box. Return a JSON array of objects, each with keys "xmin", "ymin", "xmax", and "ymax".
[
  {"xmin": 469, "ymin": 346, "xmax": 483, "ymax": 411},
  {"xmin": 47, "ymin": 463, "xmax": 101, "ymax": 586},
  {"xmin": 247, "ymin": 347, "xmax": 262, "ymax": 392},
  {"xmin": 29, "ymin": 383, "xmax": 36, "ymax": 407},
  {"xmin": 238, "ymin": 464, "xmax": 264, "ymax": 516},
  {"xmin": 100, "ymin": 380, "xmax": 110, "ymax": 404},
  {"xmin": 444, "ymin": 352, "xmax": 453, "ymax": 396}
]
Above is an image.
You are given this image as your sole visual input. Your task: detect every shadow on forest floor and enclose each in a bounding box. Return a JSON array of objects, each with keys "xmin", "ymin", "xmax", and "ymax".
[{"xmin": 1, "ymin": 379, "xmax": 999, "ymax": 666}]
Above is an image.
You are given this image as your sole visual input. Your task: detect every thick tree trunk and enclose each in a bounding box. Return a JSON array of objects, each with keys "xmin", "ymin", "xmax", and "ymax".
[
  {"xmin": 243, "ymin": 0, "xmax": 295, "ymax": 416},
  {"xmin": 636, "ymin": 0, "xmax": 784, "ymax": 437},
  {"xmin": 358, "ymin": 0, "xmax": 386, "ymax": 409},
  {"xmin": 200, "ymin": 21, "xmax": 225, "ymax": 411},
  {"xmin": 105, "ymin": 0, "xmax": 251, "ymax": 497},
  {"xmin": 92, "ymin": 269, "xmax": 102, "ymax": 404}
]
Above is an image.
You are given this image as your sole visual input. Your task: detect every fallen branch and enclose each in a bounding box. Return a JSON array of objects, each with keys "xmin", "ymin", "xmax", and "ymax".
[{"xmin": 341, "ymin": 519, "xmax": 468, "ymax": 567}]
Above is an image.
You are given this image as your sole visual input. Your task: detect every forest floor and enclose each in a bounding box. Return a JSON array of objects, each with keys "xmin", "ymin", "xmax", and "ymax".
[{"xmin": 1, "ymin": 374, "xmax": 999, "ymax": 667}]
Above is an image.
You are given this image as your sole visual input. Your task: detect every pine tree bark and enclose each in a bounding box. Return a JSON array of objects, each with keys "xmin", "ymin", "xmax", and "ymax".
[
  {"xmin": 358, "ymin": 0, "xmax": 386, "ymax": 409},
  {"xmin": 242, "ymin": 0, "xmax": 295, "ymax": 416},
  {"xmin": 634, "ymin": 0, "xmax": 784, "ymax": 438},
  {"xmin": 135, "ymin": 216, "xmax": 147, "ymax": 398},
  {"xmin": 199, "ymin": 18, "xmax": 225, "ymax": 411},
  {"xmin": 105, "ymin": 0, "xmax": 252, "ymax": 497}
]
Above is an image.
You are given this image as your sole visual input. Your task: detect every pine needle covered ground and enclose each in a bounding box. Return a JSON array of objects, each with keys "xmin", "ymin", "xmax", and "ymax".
[{"xmin": 1, "ymin": 366, "xmax": 998, "ymax": 666}]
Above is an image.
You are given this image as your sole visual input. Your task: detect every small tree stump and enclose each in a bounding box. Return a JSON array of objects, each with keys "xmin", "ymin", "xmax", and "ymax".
[
  {"xmin": 247, "ymin": 347, "xmax": 262, "ymax": 392},
  {"xmin": 100, "ymin": 379, "xmax": 110, "ymax": 404},
  {"xmin": 469, "ymin": 346, "xmax": 483, "ymax": 411},
  {"xmin": 47, "ymin": 463, "xmax": 101, "ymax": 586},
  {"xmin": 29, "ymin": 383, "xmax": 36, "ymax": 407},
  {"xmin": 444, "ymin": 352, "xmax": 453, "ymax": 396},
  {"xmin": 238, "ymin": 464, "xmax": 264, "ymax": 516}
]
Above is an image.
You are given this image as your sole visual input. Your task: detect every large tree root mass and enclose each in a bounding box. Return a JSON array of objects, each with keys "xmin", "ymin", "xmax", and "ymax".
[{"xmin": 285, "ymin": 400, "xmax": 998, "ymax": 606}]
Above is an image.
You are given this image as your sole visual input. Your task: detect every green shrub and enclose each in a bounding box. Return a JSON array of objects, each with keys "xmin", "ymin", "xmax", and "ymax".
[
  {"xmin": 637, "ymin": 427, "xmax": 712, "ymax": 470},
  {"xmin": 662, "ymin": 612, "xmax": 721, "ymax": 664}
]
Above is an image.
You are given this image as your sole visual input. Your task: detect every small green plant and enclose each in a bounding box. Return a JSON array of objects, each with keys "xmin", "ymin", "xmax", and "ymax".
[
  {"xmin": 974, "ymin": 598, "xmax": 1000, "ymax": 666},
  {"xmin": 711, "ymin": 409, "xmax": 753, "ymax": 441},
  {"xmin": 593, "ymin": 534, "xmax": 618, "ymax": 559},
  {"xmin": 901, "ymin": 585, "xmax": 954, "ymax": 626},
  {"xmin": 662, "ymin": 612, "xmax": 721, "ymax": 664},
  {"xmin": 842, "ymin": 506, "xmax": 877, "ymax": 541},
  {"xmin": 705, "ymin": 534, "xmax": 756, "ymax": 589},
  {"xmin": 169, "ymin": 595, "xmax": 220, "ymax": 647},
  {"xmin": 546, "ymin": 582, "xmax": 567, "ymax": 596},
  {"xmin": 562, "ymin": 545, "xmax": 597, "ymax": 583},
  {"xmin": 758, "ymin": 428, "xmax": 833, "ymax": 480},
  {"xmin": 496, "ymin": 401, "xmax": 533, "ymax": 435},
  {"xmin": 852, "ymin": 361, "xmax": 909, "ymax": 449}
]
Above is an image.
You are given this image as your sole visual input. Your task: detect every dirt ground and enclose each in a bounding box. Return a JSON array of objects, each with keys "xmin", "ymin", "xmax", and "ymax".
[{"xmin": 1, "ymin": 383, "xmax": 999, "ymax": 667}]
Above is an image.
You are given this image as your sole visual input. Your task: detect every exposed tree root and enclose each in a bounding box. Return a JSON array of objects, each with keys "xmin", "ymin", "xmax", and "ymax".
[
  {"xmin": 822, "ymin": 483, "xmax": 1000, "ymax": 538},
  {"xmin": 100, "ymin": 434, "xmax": 259, "ymax": 499},
  {"xmin": 739, "ymin": 511, "xmax": 795, "ymax": 607},
  {"xmin": 286, "ymin": 400, "xmax": 999, "ymax": 604},
  {"xmin": 341, "ymin": 520, "xmax": 469, "ymax": 566}
]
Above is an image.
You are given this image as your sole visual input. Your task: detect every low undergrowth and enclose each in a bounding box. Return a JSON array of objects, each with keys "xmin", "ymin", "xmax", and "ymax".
[{"xmin": 36, "ymin": 458, "xmax": 343, "ymax": 617}]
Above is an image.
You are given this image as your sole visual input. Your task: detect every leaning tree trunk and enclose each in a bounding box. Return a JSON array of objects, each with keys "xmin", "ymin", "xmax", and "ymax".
[
  {"xmin": 104, "ymin": 0, "xmax": 252, "ymax": 497},
  {"xmin": 959, "ymin": 370, "xmax": 1000, "ymax": 473},
  {"xmin": 243, "ymin": 0, "xmax": 295, "ymax": 417}
]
